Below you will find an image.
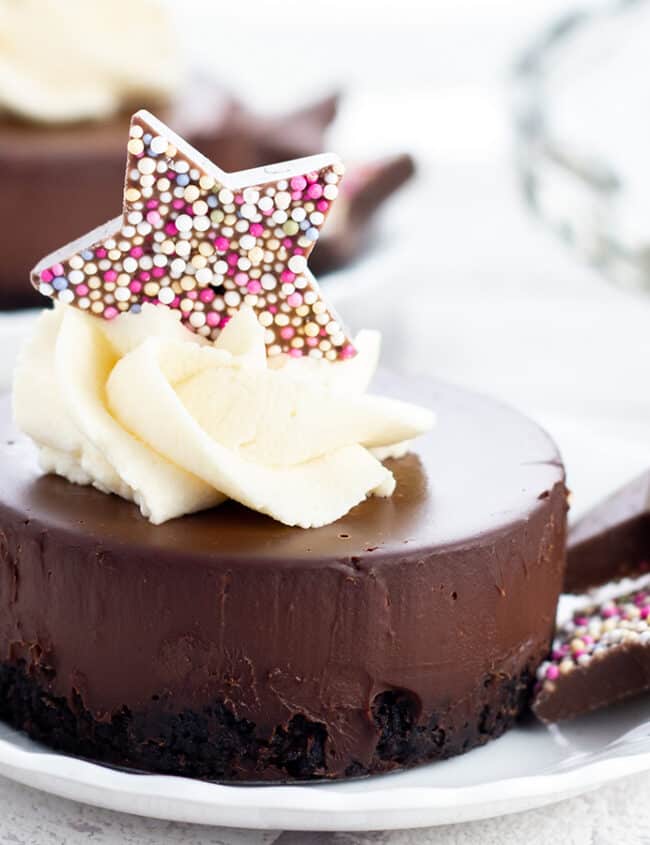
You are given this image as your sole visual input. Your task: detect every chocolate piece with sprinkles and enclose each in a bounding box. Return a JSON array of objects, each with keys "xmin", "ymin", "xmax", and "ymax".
[
  {"xmin": 31, "ymin": 111, "xmax": 355, "ymax": 361},
  {"xmin": 565, "ymin": 470, "xmax": 650, "ymax": 594},
  {"xmin": 533, "ymin": 585, "xmax": 650, "ymax": 723}
]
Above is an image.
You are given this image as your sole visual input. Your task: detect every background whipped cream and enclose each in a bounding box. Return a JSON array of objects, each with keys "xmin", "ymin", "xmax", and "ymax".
[
  {"xmin": 13, "ymin": 306, "xmax": 434, "ymax": 529},
  {"xmin": 0, "ymin": 0, "xmax": 181, "ymax": 123}
]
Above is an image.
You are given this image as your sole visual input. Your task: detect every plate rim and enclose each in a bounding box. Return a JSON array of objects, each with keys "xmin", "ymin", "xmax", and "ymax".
[{"xmin": 0, "ymin": 727, "xmax": 648, "ymax": 831}]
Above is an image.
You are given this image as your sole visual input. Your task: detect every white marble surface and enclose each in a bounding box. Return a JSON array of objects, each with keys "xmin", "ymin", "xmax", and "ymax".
[{"xmin": 0, "ymin": 771, "xmax": 649, "ymax": 844}]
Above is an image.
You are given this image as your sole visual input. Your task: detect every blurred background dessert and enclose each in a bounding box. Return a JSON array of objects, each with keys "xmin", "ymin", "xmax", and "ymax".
[{"xmin": 0, "ymin": 0, "xmax": 413, "ymax": 308}]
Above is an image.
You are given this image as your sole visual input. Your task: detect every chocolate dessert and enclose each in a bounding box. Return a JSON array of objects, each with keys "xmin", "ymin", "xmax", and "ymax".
[
  {"xmin": 0, "ymin": 110, "xmax": 567, "ymax": 781},
  {"xmin": 533, "ymin": 586, "xmax": 650, "ymax": 723},
  {"xmin": 0, "ymin": 377, "xmax": 566, "ymax": 780}
]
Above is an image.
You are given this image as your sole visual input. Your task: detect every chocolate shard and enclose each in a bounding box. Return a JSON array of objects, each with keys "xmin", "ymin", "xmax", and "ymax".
[
  {"xmin": 241, "ymin": 92, "xmax": 341, "ymax": 167},
  {"xmin": 564, "ymin": 470, "xmax": 650, "ymax": 594},
  {"xmin": 311, "ymin": 153, "xmax": 416, "ymax": 274},
  {"xmin": 533, "ymin": 586, "xmax": 650, "ymax": 723}
]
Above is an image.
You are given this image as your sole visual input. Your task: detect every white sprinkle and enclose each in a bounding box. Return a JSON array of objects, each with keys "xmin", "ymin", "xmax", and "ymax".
[
  {"xmin": 175, "ymin": 214, "xmax": 193, "ymax": 232},
  {"xmin": 323, "ymin": 184, "xmax": 339, "ymax": 200},
  {"xmin": 195, "ymin": 268, "xmax": 214, "ymax": 285},
  {"xmin": 193, "ymin": 216, "xmax": 210, "ymax": 232},
  {"xmin": 158, "ymin": 287, "xmax": 175, "ymax": 305},
  {"xmin": 58, "ymin": 289, "xmax": 74, "ymax": 304},
  {"xmin": 219, "ymin": 188, "xmax": 234, "ymax": 204},
  {"xmin": 224, "ymin": 291, "xmax": 241, "ymax": 307},
  {"xmin": 288, "ymin": 255, "xmax": 307, "ymax": 274},
  {"xmin": 150, "ymin": 135, "xmax": 168, "ymax": 155},
  {"xmin": 114, "ymin": 287, "xmax": 131, "ymax": 302},
  {"xmin": 137, "ymin": 157, "xmax": 156, "ymax": 175}
]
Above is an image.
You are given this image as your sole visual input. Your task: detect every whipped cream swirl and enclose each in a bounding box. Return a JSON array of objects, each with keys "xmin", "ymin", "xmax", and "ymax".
[
  {"xmin": 13, "ymin": 306, "xmax": 434, "ymax": 528},
  {"xmin": 0, "ymin": 0, "xmax": 180, "ymax": 123}
]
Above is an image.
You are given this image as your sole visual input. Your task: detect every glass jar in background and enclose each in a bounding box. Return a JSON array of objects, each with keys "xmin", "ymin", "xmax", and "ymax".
[{"xmin": 514, "ymin": 0, "xmax": 650, "ymax": 292}]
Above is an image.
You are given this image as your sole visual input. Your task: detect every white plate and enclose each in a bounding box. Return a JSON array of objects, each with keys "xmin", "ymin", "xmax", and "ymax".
[
  {"xmin": 1, "ymin": 309, "xmax": 649, "ymax": 830},
  {"xmin": 0, "ymin": 695, "xmax": 648, "ymax": 831}
]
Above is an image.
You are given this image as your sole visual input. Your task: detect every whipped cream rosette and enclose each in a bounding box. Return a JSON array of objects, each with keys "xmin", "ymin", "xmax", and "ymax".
[{"xmin": 14, "ymin": 305, "xmax": 433, "ymax": 527}]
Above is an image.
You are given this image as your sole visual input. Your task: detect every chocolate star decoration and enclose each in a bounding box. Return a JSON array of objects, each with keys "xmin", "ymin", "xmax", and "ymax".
[{"xmin": 31, "ymin": 110, "xmax": 356, "ymax": 361}]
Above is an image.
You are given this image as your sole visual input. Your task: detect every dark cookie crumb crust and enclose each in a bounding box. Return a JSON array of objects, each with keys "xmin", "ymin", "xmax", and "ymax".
[{"xmin": 0, "ymin": 661, "xmax": 535, "ymax": 782}]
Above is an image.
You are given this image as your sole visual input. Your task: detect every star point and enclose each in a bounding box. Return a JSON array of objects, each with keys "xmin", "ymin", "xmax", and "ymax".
[{"xmin": 32, "ymin": 110, "xmax": 356, "ymax": 361}]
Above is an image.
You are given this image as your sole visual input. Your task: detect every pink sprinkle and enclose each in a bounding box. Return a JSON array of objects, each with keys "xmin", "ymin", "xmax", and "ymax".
[
  {"xmin": 282, "ymin": 238, "xmax": 293, "ymax": 249},
  {"xmin": 235, "ymin": 194, "xmax": 244, "ymax": 205},
  {"xmin": 103, "ymin": 270, "xmax": 117, "ymax": 283},
  {"xmin": 200, "ymin": 289, "xmax": 215, "ymax": 303},
  {"xmin": 130, "ymin": 246, "xmax": 144, "ymax": 258},
  {"xmin": 641, "ymin": 607, "xmax": 650, "ymax": 619},
  {"xmin": 574, "ymin": 616, "xmax": 589, "ymax": 627},
  {"xmin": 139, "ymin": 271, "xmax": 151, "ymax": 282},
  {"xmin": 226, "ymin": 267, "xmax": 235, "ymax": 277},
  {"xmin": 289, "ymin": 348, "xmax": 303, "ymax": 358},
  {"xmin": 602, "ymin": 607, "xmax": 618, "ymax": 618},
  {"xmin": 172, "ymin": 296, "xmax": 181, "ymax": 308},
  {"xmin": 235, "ymin": 272, "xmax": 249, "ymax": 286},
  {"xmin": 290, "ymin": 175, "xmax": 307, "ymax": 191},
  {"xmin": 247, "ymin": 280, "xmax": 262, "ymax": 294},
  {"xmin": 165, "ymin": 223, "xmax": 177, "ymax": 236},
  {"xmin": 129, "ymin": 281, "xmax": 142, "ymax": 293},
  {"xmin": 206, "ymin": 312, "xmax": 220, "ymax": 327},
  {"xmin": 95, "ymin": 249, "xmax": 107, "ymax": 259},
  {"xmin": 146, "ymin": 199, "xmax": 159, "ymax": 209},
  {"xmin": 215, "ymin": 236, "xmax": 230, "ymax": 251},
  {"xmin": 306, "ymin": 337, "xmax": 318, "ymax": 347},
  {"xmin": 306, "ymin": 171, "xmax": 318, "ymax": 183},
  {"xmin": 316, "ymin": 200, "xmax": 329, "ymax": 212},
  {"xmin": 188, "ymin": 291, "xmax": 198, "ymax": 300},
  {"xmin": 172, "ymin": 199, "xmax": 185, "ymax": 210},
  {"xmin": 268, "ymin": 305, "xmax": 278, "ymax": 314},
  {"xmin": 104, "ymin": 307, "xmax": 118, "ymax": 320},
  {"xmin": 546, "ymin": 665, "xmax": 560, "ymax": 681},
  {"xmin": 287, "ymin": 292, "xmax": 303, "ymax": 307},
  {"xmin": 152, "ymin": 267, "xmax": 165, "ymax": 278},
  {"xmin": 250, "ymin": 223, "xmax": 264, "ymax": 237},
  {"xmin": 582, "ymin": 635, "xmax": 594, "ymax": 645},
  {"xmin": 291, "ymin": 190, "xmax": 303, "ymax": 201},
  {"xmin": 261, "ymin": 206, "xmax": 273, "ymax": 216},
  {"xmin": 280, "ymin": 326, "xmax": 295, "ymax": 340},
  {"xmin": 293, "ymin": 247, "xmax": 305, "ymax": 256},
  {"xmin": 40, "ymin": 269, "xmax": 53, "ymax": 283},
  {"xmin": 146, "ymin": 211, "xmax": 161, "ymax": 226},
  {"xmin": 75, "ymin": 284, "xmax": 89, "ymax": 296},
  {"xmin": 219, "ymin": 316, "xmax": 231, "ymax": 328},
  {"xmin": 306, "ymin": 183, "xmax": 323, "ymax": 200},
  {"xmin": 341, "ymin": 344, "xmax": 356, "ymax": 360},
  {"xmin": 50, "ymin": 262, "xmax": 65, "ymax": 275},
  {"xmin": 281, "ymin": 270, "xmax": 296, "ymax": 283}
]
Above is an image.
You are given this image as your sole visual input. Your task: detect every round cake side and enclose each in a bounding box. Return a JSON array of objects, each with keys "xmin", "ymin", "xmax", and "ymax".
[{"xmin": 0, "ymin": 378, "xmax": 567, "ymax": 781}]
